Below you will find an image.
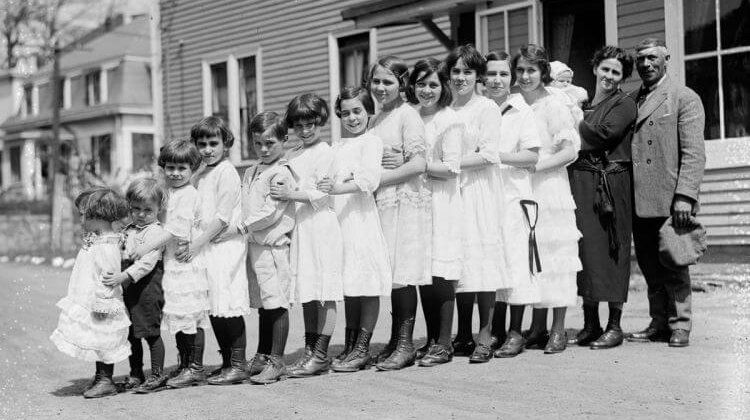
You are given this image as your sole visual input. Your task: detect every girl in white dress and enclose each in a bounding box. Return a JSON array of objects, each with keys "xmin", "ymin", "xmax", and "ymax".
[
  {"xmin": 325, "ymin": 86, "xmax": 391, "ymax": 373},
  {"xmin": 270, "ymin": 93, "xmax": 344, "ymax": 377},
  {"xmin": 367, "ymin": 56, "xmax": 431, "ymax": 371},
  {"xmin": 186, "ymin": 117, "xmax": 250, "ymax": 385},
  {"xmin": 481, "ymin": 51, "xmax": 543, "ymax": 358},
  {"xmin": 406, "ymin": 58, "xmax": 463, "ymax": 367},
  {"xmin": 447, "ymin": 45, "xmax": 508, "ymax": 363},
  {"xmin": 50, "ymin": 187, "xmax": 131, "ymax": 398},
  {"xmin": 512, "ymin": 44, "xmax": 582, "ymax": 354},
  {"xmin": 135, "ymin": 139, "xmax": 212, "ymax": 388}
]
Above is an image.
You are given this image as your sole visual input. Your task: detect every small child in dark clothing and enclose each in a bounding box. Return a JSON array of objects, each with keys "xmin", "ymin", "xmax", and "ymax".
[{"xmin": 103, "ymin": 177, "xmax": 167, "ymax": 393}]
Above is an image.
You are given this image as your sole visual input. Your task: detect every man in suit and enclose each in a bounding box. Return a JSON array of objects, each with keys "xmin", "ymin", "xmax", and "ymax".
[{"xmin": 627, "ymin": 38, "xmax": 705, "ymax": 347}]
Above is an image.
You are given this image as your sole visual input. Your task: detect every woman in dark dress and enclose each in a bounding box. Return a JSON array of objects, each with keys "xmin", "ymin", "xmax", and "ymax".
[{"xmin": 568, "ymin": 46, "xmax": 637, "ymax": 349}]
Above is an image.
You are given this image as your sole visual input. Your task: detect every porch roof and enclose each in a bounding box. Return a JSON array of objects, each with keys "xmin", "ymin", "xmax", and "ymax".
[{"xmin": 341, "ymin": 0, "xmax": 484, "ymax": 28}]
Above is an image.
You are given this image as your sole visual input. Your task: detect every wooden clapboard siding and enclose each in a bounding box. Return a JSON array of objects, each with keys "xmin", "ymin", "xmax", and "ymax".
[
  {"xmin": 617, "ymin": 0, "xmax": 665, "ymax": 93},
  {"xmin": 699, "ymin": 166, "xmax": 750, "ymax": 245},
  {"xmin": 160, "ymin": 0, "xmax": 451, "ymax": 144}
]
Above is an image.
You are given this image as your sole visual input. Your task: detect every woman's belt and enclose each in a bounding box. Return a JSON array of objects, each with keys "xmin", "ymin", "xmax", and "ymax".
[{"xmin": 571, "ymin": 157, "xmax": 630, "ymax": 259}]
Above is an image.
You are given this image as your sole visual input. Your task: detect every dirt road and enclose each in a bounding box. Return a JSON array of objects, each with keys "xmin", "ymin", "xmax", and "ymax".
[{"xmin": 1, "ymin": 262, "xmax": 747, "ymax": 419}]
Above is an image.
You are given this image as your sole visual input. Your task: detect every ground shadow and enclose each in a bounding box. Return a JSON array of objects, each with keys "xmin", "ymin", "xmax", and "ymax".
[{"xmin": 50, "ymin": 363, "xmax": 185, "ymax": 398}]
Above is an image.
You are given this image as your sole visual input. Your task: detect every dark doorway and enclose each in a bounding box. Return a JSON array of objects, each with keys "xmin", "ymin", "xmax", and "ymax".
[{"xmin": 543, "ymin": 0, "xmax": 605, "ymax": 97}]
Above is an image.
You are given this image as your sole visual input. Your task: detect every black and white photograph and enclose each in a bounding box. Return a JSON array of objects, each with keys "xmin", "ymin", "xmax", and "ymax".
[{"xmin": 0, "ymin": 0, "xmax": 748, "ymax": 418}]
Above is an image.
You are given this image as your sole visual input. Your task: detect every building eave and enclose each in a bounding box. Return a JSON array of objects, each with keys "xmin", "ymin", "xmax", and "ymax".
[
  {"xmin": 1, "ymin": 104, "xmax": 153, "ymax": 132},
  {"xmin": 341, "ymin": 0, "xmax": 484, "ymax": 28}
]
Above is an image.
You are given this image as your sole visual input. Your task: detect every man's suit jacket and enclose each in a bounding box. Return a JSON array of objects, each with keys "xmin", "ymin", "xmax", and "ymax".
[{"xmin": 629, "ymin": 75, "xmax": 706, "ymax": 218}]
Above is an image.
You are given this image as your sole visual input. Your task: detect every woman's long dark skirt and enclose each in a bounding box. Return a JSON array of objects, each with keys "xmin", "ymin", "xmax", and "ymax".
[{"xmin": 569, "ymin": 164, "xmax": 632, "ymax": 303}]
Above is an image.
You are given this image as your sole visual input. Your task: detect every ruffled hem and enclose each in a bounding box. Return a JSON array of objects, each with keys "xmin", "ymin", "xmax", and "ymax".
[
  {"xmin": 51, "ymin": 331, "xmax": 131, "ymax": 364},
  {"xmin": 163, "ymin": 292, "xmax": 210, "ymax": 316},
  {"xmin": 56, "ymin": 298, "xmax": 131, "ymax": 333},
  {"xmin": 210, "ymin": 307, "xmax": 252, "ymax": 318},
  {"xmin": 92, "ymin": 297, "xmax": 125, "ymax": 316},
  {"xmin": 296, "ymin": 293, "xmax": 344, "ymax": 304},
  {"xmin": 162, "ymin": 311, "xmax": 212, "ymax": 334},
  {"xmin": 496, "ymin": 283, "xmax": 541, "ymax": 305}
]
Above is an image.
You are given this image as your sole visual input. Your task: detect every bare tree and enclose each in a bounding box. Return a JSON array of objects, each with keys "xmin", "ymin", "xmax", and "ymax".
[{"xmin": 0, "ymin": 1, "xmax": 33, "ymax": 69}]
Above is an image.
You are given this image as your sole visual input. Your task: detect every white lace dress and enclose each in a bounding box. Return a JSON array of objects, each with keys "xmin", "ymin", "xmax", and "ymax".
[
  {"xmin": 50, "ymin": 233, "xmax": 131, "ymax": 363},
  {"xmin": 161, "ymin": 185, "xmax": 211, "ymax": 334},
  {"xmin": 287, "ymin": 141, "xmax": 344, "ymax": 303},
  {"xmin": 194, "ymin": 159, "xmax": 250, "ymax": 317},
  {"xmin": 369, "ymin": 102, "xmax": 432, "ymax": 287},
  {"xmin": 422, "ymin": 106, "xmax": 464, "ymax": 281},
  {"xmin": 452, "ymin": 95, "xmax": 509, "ymax": 292},
  {"xmin": 496, "ymin": 94, "xmax": 543, "ymax": 305},
  {"xmin": 529, "ymin": 91, "xmax": 583, "ymax": 308},
  {"xmin": 331, "ymin": 132, "xmax": 392, "ymax": 297}
]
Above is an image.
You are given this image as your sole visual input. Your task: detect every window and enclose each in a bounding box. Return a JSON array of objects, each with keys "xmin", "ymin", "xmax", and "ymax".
[
  {"xmin": 478, "ymin": 2, "xmax": 538, "ymax": 58},
  {"xmin": 90, "ymin": 134, "xmax": 112, "ymax": 175},
  {"xmin": 131, "ymin": 133, "xmax": 155, "ymax": 172},
  {"xmin": 238, "ymin": 56, "xmax": 258, "ymax": 160},
  {"xmin": 86, "ymin": 70, "xmax": 101, "ymax": 105},
  {"xmin": 22, "ymin": 84, "xmax": 32, "ymax": 116},
  {"xmin": 338, "ymin": 33, "xmax": 369, "ymax": 88},
  {"xmin": 683, "ymin": 0, "xmax": 750, "ymax": 140},
  {"xmin": 9, "ymin": 145, "xmax": 21, "ymax": 183},
  {"xmin": 210, "ymin": 61, "xmax": 229, "ymax": 122}
]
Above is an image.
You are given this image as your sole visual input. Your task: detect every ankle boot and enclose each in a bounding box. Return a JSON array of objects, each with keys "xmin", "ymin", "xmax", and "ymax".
[
  {"xmin": 332, "ymin": 328, "xmax": 358, "ymax": 366},
  {"xmin": 376, "ymin": 317, "xmax": 416, "ymax": 371},
  {"xmin": 568, "ymin": 304, "xmax": 603, "ymax": 346},
  {"xmin": 134, "ymin": 366, "xmax": 169, "ymax": 394},
  {"xmin": 591, "ymin": 307, "xmax": 624, "ymax": 349},
  {"xmin": 84, "ymin": 363, "xmax": 102, "ymax": 392},
  {"xmin": 208, "ymin": 346, "xmax": 248, "ymax": 385},
  {"xmin": 167, "ymin": 339, "xmax": 207, "ymax": 388},
  {"xmin": 246, "ymin": 353, "xmax": 269, "ymax": 376},
  {"xmin": 288, "ymin": 334, "xmax": 332, "ymax": 377},
  {"xmin": 333, "ymin": 329, "xmax": 373, "ymax": 372},
  {"xmin": 289, "ymin": 332, "xmax": 317, "ymax": 371},
  {"xmin": 249, "ymin": 354, "xmax": 287, "ymax": 384},
  {"xmin": 416, "ymin": 338, "xmax": 435, "ymax": 360},
  {"xmin": 208, "ymin": 348, "xmax": 230, "ymax": 378},
  {"xmin": 83, "ymin": 363, "xmax": 117, "ymax": 398},
  {"xmin": 375, "ymin": 315, "xmax": 398, "ymax": 363}
]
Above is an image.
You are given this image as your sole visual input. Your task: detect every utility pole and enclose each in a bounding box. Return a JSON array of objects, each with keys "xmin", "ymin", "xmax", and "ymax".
[{"xmin": 49, "ymin": 41, "xmax": 62, "ymax": 253}]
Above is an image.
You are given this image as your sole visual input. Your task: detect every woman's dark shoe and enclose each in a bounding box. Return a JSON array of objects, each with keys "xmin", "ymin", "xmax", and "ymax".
[
  {"xmin": 375, "ymin": 317, "xmax": 399, "ymax": 363},
  {"xmin": 333, "ymin": 328, "xmax": 358, "ymax": 364},
  {"xmin": 332, "ymin": 329, "xmax": 373, "ymax": 372},
  {"xmin": 249, "ymin": 355, "xmax": 287, "ymax": 384},
  {"xmin": 495, "ymin": 331, "xmax": 525, "ymax": 358},
  {"xmin": 376, "ymin": 317, "xmax": 416, "ymax": 371},
  {"xmin": 489, "ymin": 334, "xmax": 506, "ymax": 352},
  {"xmin": 543, "ymin": 331, "xmax": 567, "ymax": 354},
  {"xmin": 418, "ymin": 343, "xmax": 453, "ymax": 367},
  {"xmin": 568, "ymin": 327, "xmax": 605, "ymax": 346},
  {"xmin": 416, "ymin": 338, "xmax": 435, "ymax": 360},
  {"xmin": 288, "ymin": 333, "xmax": 317, "ymax": 371},
  {"xmin": 208, "ymin": 347, "xmax": 248, "ymax": 385},
  {"xmin": 134, "ymin": 370, "xmax": 169, "ymax": 394},
  {"xmin": 288, "ymin": 334, "xmax": 332, "ymax": 377},
  {"xmin": 83, "ymin": 376, "xmax": 118, "ymax": 398},
  {"xmin": 451, "ymin": 337, "xmax": 476, "ymax": 357},
  {"xmin": 590, "ymin": 328, "xmax": 624, "ymax": 349},
  {"xmin": 469, "ymin": 343, "xmax": 493, "ymax": 363},
  {"xmin": 524, "ymin": 329, "xmax": 550, "ymax": 350}
]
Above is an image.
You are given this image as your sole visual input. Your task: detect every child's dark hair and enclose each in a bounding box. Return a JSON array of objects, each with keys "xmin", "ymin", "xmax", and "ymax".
[
  {"xmin": 126, "ymin": 177, "xmax": 166, "ymax": 210},
  {"xmin": 75, "ymin": 187, "xmax": 129, "ymax": 222},
  {"xmin": 190, "ymin": 116, "xmax": 234, "ymax": 149},
  {"xmin": 284, "ymin": 93, "xmax": 329, "ymax": 127},
  {"xmin": 511, "ymin": 44, "xmax": 553, "ymax": 85},
  {"xmin": 335, "ymin": 86, "xmax": 375, "ymax": 117},
  {"xmin": 445, "ymin": 44, "xmax": 487, "ymax": 77},
  {"xmin": 406, "ymin": 57, "xmax": 453, "ymax": 108},
  {"xmin": 591, "ymin": 45, "xmax": 635, "ymax": 80},
  {"xmin": 249, "ymin": 111, "xmax": 287, "ymax": 142},
  {"xmin": 366, "ymin": 55, "xmax": 409, "ymax": 90},
  {"xmin": 158, "ymin": 138, "xmax": 202, "ymax": 171}
]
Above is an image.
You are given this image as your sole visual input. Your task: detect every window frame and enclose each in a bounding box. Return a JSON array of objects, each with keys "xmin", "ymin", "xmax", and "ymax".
[
  {"xmin": 475, "ymin": 0, "xmax": 540, "ymax": 55},
  {"xmin": 327, "ymin": 28, "xmax": 377, "ymax": 143},
  {"xmin": 90, "ymin": 133, "xmax": 113, "ymax": 176},
  {"xmin": 201, "ymin": 46, "xmax": 264, "ymax": 165}
]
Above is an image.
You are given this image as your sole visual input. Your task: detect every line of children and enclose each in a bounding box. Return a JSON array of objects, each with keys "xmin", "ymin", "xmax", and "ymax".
[{"xmin": 52, "ymin": 44, "xmax": 593, "ymax": 398}]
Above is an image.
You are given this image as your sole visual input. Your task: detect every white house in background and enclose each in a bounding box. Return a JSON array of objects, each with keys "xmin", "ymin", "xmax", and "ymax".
[{"xmin": 0, "ymin": 14, "xmax": 156, "ymax": 201}]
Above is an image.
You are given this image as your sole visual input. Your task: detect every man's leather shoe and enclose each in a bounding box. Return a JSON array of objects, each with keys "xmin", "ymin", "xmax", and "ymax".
[
  {"xmin": 567, "ymin": 327, "xmax": 604, "ymax": 346},
  {"xmin": 590, "ymin": 328, "xmax": 623, "ymax": 349},
  {"xmin": 668, "ymin": 329, "xmax": 690, "ymax": 347},
  {"xmin": 625, "ymin": 326, "xmax": 670, "ymax": 342}
]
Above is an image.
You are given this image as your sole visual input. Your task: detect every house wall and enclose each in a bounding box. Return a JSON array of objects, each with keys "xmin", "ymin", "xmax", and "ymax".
[{"xmin": 159, "ymin": 0, "xmax": 449, "ymax": 144}]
